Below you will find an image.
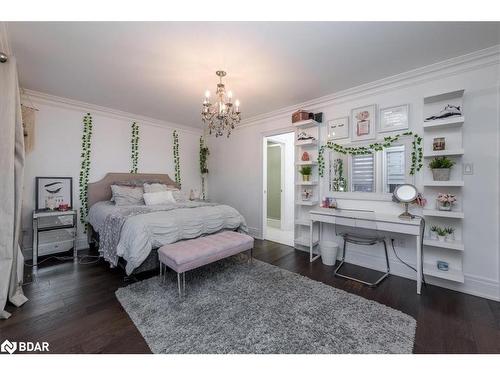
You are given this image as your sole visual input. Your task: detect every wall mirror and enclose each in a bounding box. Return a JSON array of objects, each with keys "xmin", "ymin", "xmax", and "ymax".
[{"xmin": 328, "ymin": 142, "xmax": 411, "ymax": 196}]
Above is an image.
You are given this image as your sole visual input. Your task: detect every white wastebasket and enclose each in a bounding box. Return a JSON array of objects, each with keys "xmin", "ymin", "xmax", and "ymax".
[{"xmin": 320, "ymin": 241, "xmax": 339, "ymax": 266}]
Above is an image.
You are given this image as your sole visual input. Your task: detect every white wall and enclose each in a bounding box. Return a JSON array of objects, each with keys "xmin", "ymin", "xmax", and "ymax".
[
  {"xmin": 208, "ymin": 48, "xmax": 500, "ymax": 301},
  {"xmin": 266, "ymin": 132, "xmax": 295, "ymax": 231},
  {"xmin": 21, "ymin": 93, "xmax": 203, "ymax": 253}
]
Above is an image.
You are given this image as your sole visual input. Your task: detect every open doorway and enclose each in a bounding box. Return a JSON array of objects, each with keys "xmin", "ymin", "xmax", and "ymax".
[{"xmin": 263, "ymin": 132, "xmax": 294, "ymax": 246}]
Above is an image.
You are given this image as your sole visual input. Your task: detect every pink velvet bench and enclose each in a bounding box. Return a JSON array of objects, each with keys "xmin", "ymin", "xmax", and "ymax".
[{"xmin": 158, "ymin": 231, "xmax": 254, "ymax": 296}]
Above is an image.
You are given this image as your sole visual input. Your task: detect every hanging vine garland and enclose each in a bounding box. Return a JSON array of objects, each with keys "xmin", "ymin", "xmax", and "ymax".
[
  {"xmin": 318, "ymin": 131, "xmax": 423, "ymax": 178},
  {"xmin": 199, "ymin": 136, "xmax": 210, "ymax": 200},
  {"xmin": 79, "ymin": 113, "xmax": 93, "ymax": 228},
  {"xmin": 173, "ymin": 130, "xmax": 181, "ymax": 187},
  {"xmin": 130, "ymin": 122, "xmax": 140, "ymax": 173}
]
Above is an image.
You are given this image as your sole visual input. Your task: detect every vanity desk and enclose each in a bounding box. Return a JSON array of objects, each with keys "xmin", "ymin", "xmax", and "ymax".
[{"xmin": 309, "ymin": 208, "xmax": 424, "ymax": 294}]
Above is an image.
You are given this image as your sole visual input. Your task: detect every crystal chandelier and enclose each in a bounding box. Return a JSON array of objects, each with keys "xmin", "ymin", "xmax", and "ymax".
[{"xmin": 202, "ymin": 70, "xmax": 241, "ymax": 138}]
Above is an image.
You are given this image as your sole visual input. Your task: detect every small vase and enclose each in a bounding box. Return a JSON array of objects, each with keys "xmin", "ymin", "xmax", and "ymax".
[
  {"xmin": 436, "ymin": 200, "xmax": 452, "ymax": 211},
  {"xmin": 437, "ymin": 235, "xmax": 446, "ymax": 242},
  {"xmin": 445, "ymin": 233, "xmax": 455, "ymax": 242},
  {"xmin": 432, "ymin": 168, "xmax": 451, "ymax": 181},
  {"xmin": 430, "ymin": 231, "xmax": 437, "ymax": 240},
  {"xmin": 302, "ymin": 174, "xmax": 310, "ymax": 182}
]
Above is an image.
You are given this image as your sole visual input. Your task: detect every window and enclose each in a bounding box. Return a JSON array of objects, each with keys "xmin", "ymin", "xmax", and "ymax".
[
  {"xmin": 384, "ymin": 145, "xmax": 405, "ymax": 193},
  {"xmin": 351, "ymin": 154, "xmax": 375, "ymax": 192}
]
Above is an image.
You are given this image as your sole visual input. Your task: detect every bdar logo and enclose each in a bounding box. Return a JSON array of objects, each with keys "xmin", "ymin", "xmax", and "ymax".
[{"xmin": 1, "ymin": 339, "xmax": 17, "ymax": 354}]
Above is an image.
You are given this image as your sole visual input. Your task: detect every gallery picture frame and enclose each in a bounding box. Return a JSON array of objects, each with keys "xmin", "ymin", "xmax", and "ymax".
[
  {"xmin": 379, "ymin": 104, "xmax": 410, "ymax": 133},
  {"xmin": 327, "ymin": 116, "xmax": 349, "ymax": 140},
  {"xmin": 35, "ymin": 176, "xmax": 73, "ymax": 211},
  {"xmin": 350, "ymin": 104, "xmax": 377, "ymax": 142}
]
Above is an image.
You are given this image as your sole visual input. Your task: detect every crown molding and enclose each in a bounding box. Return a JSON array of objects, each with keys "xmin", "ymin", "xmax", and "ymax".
[
  {"xmin": 21, "ymin": 88, "xmax": 203, "ymax": 135},
  {"xmin": 238, "ymin": 45, "xmax": 500, "ymax": 129}
]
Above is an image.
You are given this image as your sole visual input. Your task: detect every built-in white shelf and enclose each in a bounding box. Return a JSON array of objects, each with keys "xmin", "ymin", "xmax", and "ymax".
[
  {"xmin": 295, "ymin": 219, "xmax": 311, "ymax": 226},
  {"xmin": 423, "ymin": 149, "xmax": 464, "ymax": 158},
  {"xmin": 423, "ymin": 180, "xmax": 464, "ymax": 187},
  {"xmin": 293, "ymin": 119, "xmax": 320, "ymax": 129},
  {"xmin": 295, "ymin": 236, "xmax": 319, "ymax": 247},
  {"xmin": 423, "ymin": 238, "xmax": 464, "ymax": 251},
  {"xmin": 295, "ymin": 161, "xmax": 317, "ymax": 166},
  {"xmin": 423, "ymin": 262, "xmax": 464, "ymax": 283},
  {"xmin": 295, "ymin": 181, "xmax": 318, "ymax": 186},
  {"xmin": 295, "ymin": 200, "xmax": 319, "ymax": 206},
  {"xmin": 423, "ymin": 116, "xmax": 464, "ymax": 130},
  {"xmin": 424, "ymin": 89, "xmax": 464, "ymax": 104},
  {"xmin": 295, "ymin": 139, "xmax": 318, "ymax": 147},
  {"xmin": 423, "ymin": 209, "xmax": 464, "ymax": 219}
]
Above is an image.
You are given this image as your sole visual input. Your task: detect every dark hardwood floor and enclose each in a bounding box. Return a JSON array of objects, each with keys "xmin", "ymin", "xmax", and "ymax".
[{"xmin": 1, "ymin": 239, "xmax": 499, "ymax": 354}]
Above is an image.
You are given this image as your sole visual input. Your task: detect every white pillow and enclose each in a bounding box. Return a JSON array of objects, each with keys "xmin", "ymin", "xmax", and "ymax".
[
  {"xmin": 143, "ymin": 183, "xmax": 168, "ymax": 193},
  {"xmin": 111, "ymin": 185, "xmax": 144, "ymax": 206},
  {"xmin": 143, "ymin": 190, "xmax": 176, "ymax": 206}
]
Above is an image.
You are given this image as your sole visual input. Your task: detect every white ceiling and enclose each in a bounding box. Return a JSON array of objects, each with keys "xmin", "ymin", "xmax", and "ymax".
[{"xmin": 7, "ymin": 22, "xmax": 500, "ymax": 128}]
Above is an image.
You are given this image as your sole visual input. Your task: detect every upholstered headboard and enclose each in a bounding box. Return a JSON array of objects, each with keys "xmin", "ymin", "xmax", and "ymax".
[{"xmin": 87, "ymin": 173, "xmax": 179, "ymax": 208}]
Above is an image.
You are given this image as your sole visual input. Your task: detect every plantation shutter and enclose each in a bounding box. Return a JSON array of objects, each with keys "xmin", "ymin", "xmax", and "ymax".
[{"xmin": 351, "ymin": 154, "xmax": 374, "ymax": 192}]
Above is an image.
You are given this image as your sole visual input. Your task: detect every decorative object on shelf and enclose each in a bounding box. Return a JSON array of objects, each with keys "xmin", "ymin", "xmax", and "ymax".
[
  {"xmin": 321, "ymin": 197, "xmax": 337, "ymax": 209},
  {"xmin": 433, "ymin": 137, "xmax": 446, "ymax": 151},
  {"xmin": 436, "ymin": 193, "xmax": 456, "ymax": 211},
  {"xmin": 425, "ymin": 104, "xmax": 462, "ymax": 122},
  {"xmin": 327, "ymin": 116, "xmax": 349, "ymax": 140},
  {"xmin": 36, "ymin": 177, "xmax": 73, "ymax": 211},
  {"xmin": 412, "ymin": 192, "xmax": 427, "ymax": 207},
  {"xmin": 444, "ymin": 227, "xmax": 455, "ymax": 241},
  {"xmin": 173, "ymin": 130, "xmax": 181, "ymax": 187},
  {"xmin": 299, "ymin": 166, "xmax": 312, "ymax": 182},
  {"xmin": 130, "ymin": 122, "xmax": 140, "ymax": 173},
  {"xmin": 79, "ymin": 113, "xmax": 93, "ymax": 227},
  {"xmin": 430, "ymin": 226, "xmax": 439, "ymax": 240},
  {"xmin": 318, "ymin": 131, "xmax": 423, "ymax": 177},
  {"xmin": 199, "ymin": 136, "xmax": 209, "ymax": 200},
  {"xmin": 436, "ymin": 227, "xmax": 447, "ymax": 242},
  {"xmin": 301, "ymin": 189, "xmax": 313, "ymax": 201},
  {"xmin": 379, "ymin": 104, "xmax": 409, "ymax": 133},
  {"xmin": 331, "ymin": 158, "xmax": 347, "ymax": 192},
  {"xmin": 429, "ymin": 156, "xmax": 455, "ymax": 181},
  {"xmin": 437, "ymin": 260, "xmax": 449, "ymax": 271},
  {"xmin": 202, "ymin": 70, "xmax": 241, "ymax": 138},
  {"xmin": 392, "ymin": 183, "xmax": 418, "ymax": 219},
  {"xmin": 292, "ymin": 110, "xmax": 323, "ymax": 123},
  {"xmin": 351, "ymin": 104, "xmax": 376, "ymax": 141},
  {"xmin": 297, "ymin": 131, "xmax": 315, "ymax": 141},
  {"xmin": 301, "ymin": 151, "xmax": 310, "ymax": 161}
]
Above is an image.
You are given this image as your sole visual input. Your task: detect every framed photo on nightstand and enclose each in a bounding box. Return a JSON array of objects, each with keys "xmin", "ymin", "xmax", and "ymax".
[{"xmin": 35, "ymin": 176, "xmax": 73, "ymax": 211}]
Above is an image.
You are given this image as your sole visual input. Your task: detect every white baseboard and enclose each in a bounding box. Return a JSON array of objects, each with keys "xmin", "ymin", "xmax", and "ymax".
[
  {"xmin": 22, "ymin": 236, "xmax": 89, "ymax": 260},
  {"xmin": 248, "ymin": 227, "xmax": 263, "ymax": 239}
]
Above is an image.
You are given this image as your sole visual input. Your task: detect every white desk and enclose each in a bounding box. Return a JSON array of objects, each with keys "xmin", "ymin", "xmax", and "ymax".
[{"xmin": 309, "ymin": 208, "xmax": 423, "ymax": 294}]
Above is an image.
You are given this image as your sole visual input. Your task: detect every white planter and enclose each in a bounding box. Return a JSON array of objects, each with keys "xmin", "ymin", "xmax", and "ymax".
[
  {"xmin": 320, "ymin": 241, "xmax": 339, "ymax": 266},
  {"xmin": 437, "ymin": 235, "xmax": 446, "ymax": 242},
  {"xmin": 431, "ymin": 168, "xmax": 451, "ymax": 181}
]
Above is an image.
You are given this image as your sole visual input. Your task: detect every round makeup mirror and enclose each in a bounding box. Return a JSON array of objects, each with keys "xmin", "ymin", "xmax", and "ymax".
[{"xmin": 393, "ymin": 184, "xmax": 418, "ymax": 219}]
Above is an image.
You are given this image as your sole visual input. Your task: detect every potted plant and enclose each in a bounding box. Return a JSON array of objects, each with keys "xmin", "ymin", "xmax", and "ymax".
[
  {"xmin": 444, "ymin": 227, "xmax": 455, "ymax": 241},
  {"xmin": 430, "ymin": 225, "xmax": 439, "ymax": 240},
  {"xmin": 436, "ymin": 193, "xmax": 456, "ymax": 211},
  {"xmin": 299, "ymin": 166, "xmax": 312, "ymax": 182},
  {"xmin": 429, "ymin": 156, "xmax": 455, "ymax": 181},
  {"xmin": 436, "ymin": 227, "xmax": 447, "ymax": 242}
]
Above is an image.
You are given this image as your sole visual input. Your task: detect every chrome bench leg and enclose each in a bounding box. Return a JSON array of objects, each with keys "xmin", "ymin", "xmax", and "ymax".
[
  {"xmin": 159, "ymin": 263, "xmax": 163, "ymax": 283},
  {"xmin": 177, "ymin": 272, "xmax": 182, "ymax": 297}
]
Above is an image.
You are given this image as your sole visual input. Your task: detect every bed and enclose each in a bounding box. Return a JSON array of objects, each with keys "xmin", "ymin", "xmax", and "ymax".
[{"xmin": 86, "ymin": 173, "xmax": 247, "ymax": 275}]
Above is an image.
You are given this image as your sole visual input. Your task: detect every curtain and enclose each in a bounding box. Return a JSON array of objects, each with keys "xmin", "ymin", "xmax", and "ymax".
[{"xmin": 0, "ymin": 55, "xmax": 28, "ymax": 319}]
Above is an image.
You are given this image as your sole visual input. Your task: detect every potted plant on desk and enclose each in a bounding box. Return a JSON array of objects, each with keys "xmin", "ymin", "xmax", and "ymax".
[
  {"xmin": 429, "ymin": 156, "xmax": 455, "ymax": 181},
  {"xmin": 299, "ymin": 166, "xmax": 312, "ymax": 182}
]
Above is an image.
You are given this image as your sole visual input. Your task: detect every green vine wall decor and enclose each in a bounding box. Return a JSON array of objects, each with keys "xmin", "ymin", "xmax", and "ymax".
[
  {"xmin": 199, "ymin": 136, "xmax": 210, "ymax": 200},
  {"xmin": 130, "ymin": 122, "xmax": 140, "ymax": 173},
  {"xmin": 79, "ymin": 113, "xmax": 93, "ymax": 227},
  {"xmin": 173, "ymin": 130, "xmax": 181, "ymax": 187},
  {"xmin": 318, "ymin": 131, "xmax": 423, "ymax": 178}
]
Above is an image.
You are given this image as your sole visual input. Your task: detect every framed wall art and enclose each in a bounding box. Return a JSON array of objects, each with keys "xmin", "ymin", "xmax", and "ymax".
[
  {"xmin": 351, "ymin": 104, "xmax": 376, "ymax": 142},
  {"xmin": 36, "ymin": 176, "xmax": 73, "ymax": 211},
  {"xmin": 379, "ymin": 104, "xmax": 409, "ymax": 133},
  {"xmin": 327, "ymin": 117, "xmax": 349, "ymax": 140}
]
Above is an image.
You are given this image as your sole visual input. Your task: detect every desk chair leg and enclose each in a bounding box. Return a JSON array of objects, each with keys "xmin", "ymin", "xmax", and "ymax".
[{"xmin": 333, "ymin": 239, "xmax": 390, "ymax": 287}]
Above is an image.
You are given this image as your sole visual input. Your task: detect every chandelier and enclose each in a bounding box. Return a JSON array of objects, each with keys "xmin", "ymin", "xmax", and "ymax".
[{"xmin": 202, "ymin": 70, "xmax": 241, "ymax": 138}]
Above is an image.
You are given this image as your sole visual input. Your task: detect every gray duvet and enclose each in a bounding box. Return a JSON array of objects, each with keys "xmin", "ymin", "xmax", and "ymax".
[{"xmin": 88, "ymin": 201, "xmax": 247, "ymax": 275}]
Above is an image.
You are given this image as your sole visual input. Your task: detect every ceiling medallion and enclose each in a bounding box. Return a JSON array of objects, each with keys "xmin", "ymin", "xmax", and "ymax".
[{"xmin": 202, "ymin": 70, "xmax": 241, "ymax": 138}]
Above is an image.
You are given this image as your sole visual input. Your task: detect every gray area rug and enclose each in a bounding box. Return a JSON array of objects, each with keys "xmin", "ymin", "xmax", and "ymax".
[{"xmin": 115, "ymin": 256, "xmax": 416, "ymax": 353}]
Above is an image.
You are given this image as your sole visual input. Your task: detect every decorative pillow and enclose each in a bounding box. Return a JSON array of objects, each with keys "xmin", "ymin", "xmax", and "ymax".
[
  {"xmin": 143, "ymin": 190, "xmax": 176, "ymax": 206},
  {"xmin": 143, "ymin": 183, "xmax": 168, "ymax": 194},
  {"xmin": 111, "ymin": 185, "xmax": 144, "ymax": 206},
  {"xmin": 172, "ymin": 189, "xmax": 188, "ymax": 202}
]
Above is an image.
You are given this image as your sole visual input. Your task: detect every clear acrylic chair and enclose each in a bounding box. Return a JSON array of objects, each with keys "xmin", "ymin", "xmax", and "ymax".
[{"xmin": 333, "ymin": 209, "xmax": 390, "ymax": 287}]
